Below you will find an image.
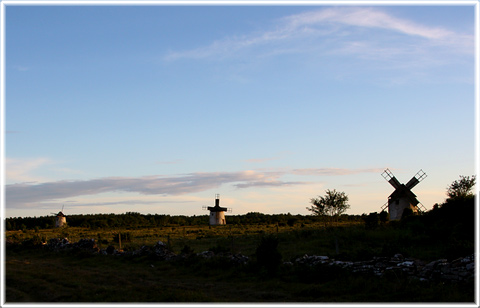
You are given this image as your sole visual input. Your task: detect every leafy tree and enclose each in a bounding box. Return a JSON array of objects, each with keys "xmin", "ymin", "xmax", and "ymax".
[
  {"xmin": 307, "ymin": 189, "xmax": 350, "ymax": 225},
  {"xmin": 447, "ymin": 175, "xmax": 476, "ymax": 200}
]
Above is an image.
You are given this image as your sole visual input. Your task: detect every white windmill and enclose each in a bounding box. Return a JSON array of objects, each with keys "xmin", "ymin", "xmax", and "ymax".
[
  {"xmin": 202, "ymin": 194, "xmax": 232, "ymax": 225},
  {"xmin": 51, "ymin": 205, "xmax": 67, "ymax": 228},
  {"xmin": 381, "ymin": 169, "xmax": 427, "ymax": 220}
]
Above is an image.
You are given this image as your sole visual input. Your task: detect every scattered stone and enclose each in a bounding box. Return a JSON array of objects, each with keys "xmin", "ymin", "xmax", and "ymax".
[
  {"xmin": 152, "ymin": 241, "xmax": 176, "ymax": 260},
  {"xmin": 21, "ymin": 237, "xmax": 476, "ymax": 283},
  {"xmin": 293, "ymin": 252, "xmax": 475, "ymax": 283},
  {"xmin": 196, "ymin": 250, "xmax": 249, "ymax": 265}
]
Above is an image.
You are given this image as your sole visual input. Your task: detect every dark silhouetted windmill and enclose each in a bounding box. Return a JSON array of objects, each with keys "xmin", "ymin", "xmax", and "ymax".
[
  {"xmin": 202, "ymin": 194, "xmax": 232, "ymax": 225},
  {"xmin": 381, "ymin": 169, "xmax": 427, "ymax": 220}
]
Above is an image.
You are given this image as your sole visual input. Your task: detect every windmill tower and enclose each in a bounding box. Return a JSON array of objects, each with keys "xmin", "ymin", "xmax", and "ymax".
[
  {"xmin": 381, "ymin": 169, "xmax": 427, "ymax": 220},
  {"xmin": 52, "ymin": 205, "xmax": 67, "ymax": 228},
  {"xmin": 202, "ymin": 194, "xmax": 232, "ymax": 225}
]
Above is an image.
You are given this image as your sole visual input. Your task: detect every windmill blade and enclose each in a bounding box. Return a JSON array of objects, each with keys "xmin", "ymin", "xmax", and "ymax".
[
  {"xmin": 381, "ymin": 202, "xmax": 388, "ymax": 211},
  {"xmin": 405, "ymin": 169, "xmax": 427, "ymax": 189},
  {"xmin": 416, "ymin": 202, "xmax": 427, "ymax": 212},
  {"xmin": 381, "ymin": 169, "xmax": 401, "ymax": 189}
]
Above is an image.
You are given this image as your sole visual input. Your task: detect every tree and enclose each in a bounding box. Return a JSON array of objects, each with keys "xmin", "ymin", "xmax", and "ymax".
[
  {"xmin": 307, "ymin": 189, "xmax": 350, "ymax": 225},
  {"xmin": 447, "ymin": 175, "xmax": 476, "ymax": 200}
]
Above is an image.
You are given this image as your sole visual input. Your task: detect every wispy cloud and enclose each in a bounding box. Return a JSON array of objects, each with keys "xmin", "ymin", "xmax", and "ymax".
[
  {"xmin": 5, "ymin": 157, "xmax": 52, "ymax": 183},
  {"xmin": 6, "ymin": 167, "xmax": 383, "ymax": 209},
  {"xmin": 244, "ymin": 157, "xmax": 280, "ymax": 163},
  {"xmin": 284, "ymin": 7, "xmax": 453, "ymax": 40},
  {"xmin": 5, "ymin": 171, "xmax": 287, "ymax": 208},
  {"xmin": 291, "ymin": 168, "xmax": 385, "ymax": 176},
  {"xmin": 164, "ymin": 7, "xmax": 472, "ymax": 63}
]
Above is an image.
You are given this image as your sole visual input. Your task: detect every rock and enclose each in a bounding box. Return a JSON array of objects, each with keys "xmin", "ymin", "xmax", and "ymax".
[
  {"xmin": 152, "ymin": 241, "xmax": 176, "ymax": 260},
  {"xmin": 72, "ymin": 238, "xmax": 99, "ymax": 253},
  {"xmin": 392, "ymin": 253, "xmax": 404, "ymax": 261},
  {"xmin": 197, "ymin": 251, "xmax": 215, "ymax": 258},
  {"xmin": 289, "ymin": 253, "xmax": 475, "ymax": 283}
]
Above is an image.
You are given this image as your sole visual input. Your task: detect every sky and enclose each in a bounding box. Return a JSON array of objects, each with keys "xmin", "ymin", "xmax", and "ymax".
[{"xmin": 3, "ymin": 2, "xmax": 477, "ymax": 219}]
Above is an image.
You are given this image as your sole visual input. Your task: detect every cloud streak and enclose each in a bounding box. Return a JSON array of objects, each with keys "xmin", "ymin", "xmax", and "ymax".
[
  {"xmin": 5, "ymin": 168, "xmax": 383, "ymax": 209},
  {"xmin": 164, "ymin": 7, "xmax": 472, "ymax": 62},
  {"xmin": 5, "ymin": 171, "xmax": 289, "ymax": 208},
  {"xmin": 6, "ymin": 157, "xmax": 52, "ymax": 183},
  {"xmin": 291, "ymin": 168, "xmax": 385, "ymax": 176}
]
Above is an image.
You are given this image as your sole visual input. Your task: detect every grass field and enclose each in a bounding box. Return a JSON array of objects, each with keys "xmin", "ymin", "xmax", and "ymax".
[
  {"xmin": 4, "ymin": 221, "xmax": 476, "ymax": 303},
  {"xmin": 5, "ymin": 245, "xmax": 474, "ymax": 303}
]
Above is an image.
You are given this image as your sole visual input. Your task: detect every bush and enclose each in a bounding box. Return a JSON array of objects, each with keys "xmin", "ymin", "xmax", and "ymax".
[
  {"xmin": 363, "ymin": 212, "xmax": 379, "ymax": 230},
  {"xmin": 181, "ymin": 245, "xmax": 195, "ymax": 255},
  {"xmin": 255, "ymin": 235, "xmax": 282, "ymax": 276}
]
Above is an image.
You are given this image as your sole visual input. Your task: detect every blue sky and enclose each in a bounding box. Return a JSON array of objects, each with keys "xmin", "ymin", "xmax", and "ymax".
[{"xmin": 3, "ymin": 3, "xmax": 477, "ymax": 218}]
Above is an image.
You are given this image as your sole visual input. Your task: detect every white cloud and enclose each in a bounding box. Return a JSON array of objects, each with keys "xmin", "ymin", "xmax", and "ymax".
[
  {"xmin": 286, "ymin": 7, "xmax": 452, "ymax": 40},
  {"xmin": 163, "ymin": 7, "xmax": 473, "ymax": 62}
]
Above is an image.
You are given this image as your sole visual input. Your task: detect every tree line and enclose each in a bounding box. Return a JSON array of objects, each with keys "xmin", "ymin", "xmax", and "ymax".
[{"xmin": 5, "ymin": 211, "xmax": 363, "ymax": 231}]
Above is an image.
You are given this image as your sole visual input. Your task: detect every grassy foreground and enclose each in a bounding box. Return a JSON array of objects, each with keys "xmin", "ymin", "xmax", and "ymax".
[
  {"xmin": 4, "ymin": 221, "xmax": 476, "ymax": 303},
  {"xmin": 5, "ymin": 246, "xmax": 474, "ymax": 303}
]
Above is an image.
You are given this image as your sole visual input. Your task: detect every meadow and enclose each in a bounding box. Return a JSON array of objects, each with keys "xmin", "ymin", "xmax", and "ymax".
[{"xmin": 5, "ymin": 205, "xmax": 476, "ymax": 303}]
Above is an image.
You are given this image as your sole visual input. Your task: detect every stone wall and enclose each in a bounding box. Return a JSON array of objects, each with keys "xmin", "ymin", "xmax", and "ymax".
[
  {"xmin": 292, "ymin": 253, "xmax": 475, "ymax": 283},
  {"xmin": 39, "ymin": 238, "xmax": 474, "ymax": 283}
]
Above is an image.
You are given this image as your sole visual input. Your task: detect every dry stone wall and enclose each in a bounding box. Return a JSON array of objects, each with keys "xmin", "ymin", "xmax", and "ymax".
[
  {"xmin": 39, "ymin": 238, "xmax": 475, "ymax": 283},
  {"xmin": 293, "ymin": 253, "xmax": 475, "ymax": 283}
]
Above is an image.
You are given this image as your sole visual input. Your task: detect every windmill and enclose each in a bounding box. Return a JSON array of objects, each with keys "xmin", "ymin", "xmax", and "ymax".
[
  {"xmin": 202, "ymin": 194, "xmax": 232, "ymax": 225},
  {"xmin": 51, "ymin": 205, "xmax": 67, "ymax": 228},
  {"xmin": 381, "ymin": 169, "xmax": 427, "ymax": 220}
]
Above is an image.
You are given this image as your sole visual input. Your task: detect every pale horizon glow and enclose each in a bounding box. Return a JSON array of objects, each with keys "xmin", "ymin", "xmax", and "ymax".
[{"xmin": 3, "ymin": 3, "xmax": 476, "ymax": 218}]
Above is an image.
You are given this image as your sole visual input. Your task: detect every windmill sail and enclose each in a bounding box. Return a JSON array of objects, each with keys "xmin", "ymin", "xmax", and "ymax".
[
  {"xmin": 405, "ymin": 169, "xmax": 427, "ymax": 190},
  {"xmin": 381, "ymin": 169, "xmax": 401, "ymax": 189}
]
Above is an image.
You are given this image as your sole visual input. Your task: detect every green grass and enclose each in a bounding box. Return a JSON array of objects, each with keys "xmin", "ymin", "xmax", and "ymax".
[
  {"xmin": 6, "ymin": 247, "xmax": 474, "ymax": 303},
  {"xmin": 5, "ymin": 222, "xmax": 475, "ymax": 303},
  {"xmin": 6, "ymin": 220, "xmax": 471, "ymax": 262}
]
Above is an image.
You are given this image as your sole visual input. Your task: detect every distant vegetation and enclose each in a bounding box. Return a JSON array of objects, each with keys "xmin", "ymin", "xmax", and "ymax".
[{"xmin": 5, "ymin": 211, "xmax": 362, "ymax": 231}]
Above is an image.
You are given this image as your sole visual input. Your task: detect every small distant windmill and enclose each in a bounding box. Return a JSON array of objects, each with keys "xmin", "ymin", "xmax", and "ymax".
[
  {"xmin": 51, "ymin": 205, "xmax": 67, "ymax": 228},
  {"xmin": 202, "ymin": 194, "xmax": 232, "ymax": 225},
  {"xmin": 381, "ymin": 169, "xmax": 427, "ymax": 220}
]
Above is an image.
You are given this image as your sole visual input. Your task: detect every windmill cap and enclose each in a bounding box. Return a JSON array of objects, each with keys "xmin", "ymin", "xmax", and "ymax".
[{"xmin": 207, "ymin": 205, "xmax": 228, "ymax": 212}]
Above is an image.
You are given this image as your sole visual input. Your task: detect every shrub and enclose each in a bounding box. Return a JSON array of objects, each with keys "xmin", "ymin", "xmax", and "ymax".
[
  {"xmin": 255, "ymin": 235, "xmax": 282, "ymax": 276},
  {"xmin": 363, "ymin": 212, "xmax": 379, "ymax": 230},
  {"xmin": 181, "ymin": 245, "xmax": 195, "ymax": 255}
]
